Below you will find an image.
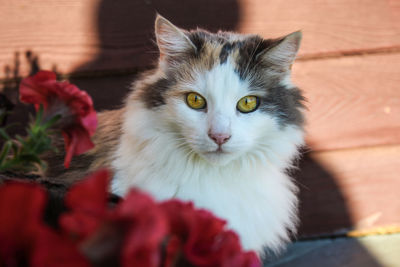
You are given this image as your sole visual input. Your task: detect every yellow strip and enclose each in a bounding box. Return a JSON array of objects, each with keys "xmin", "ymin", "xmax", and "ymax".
[{"xmin": 346, "ymin": 225, "xmax": 400, "ymax": 238}]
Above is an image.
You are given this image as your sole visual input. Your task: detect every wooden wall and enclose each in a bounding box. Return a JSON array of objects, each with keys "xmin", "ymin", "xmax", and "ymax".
[{"xmin": 1, "ymin": 0, "xmax": 399, "ymax": 238}]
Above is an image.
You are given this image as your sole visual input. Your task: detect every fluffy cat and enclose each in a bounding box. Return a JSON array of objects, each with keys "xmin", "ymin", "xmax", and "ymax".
[{"xmin": 47, "ymin": 15, "xmax": 305, "ymax": 255}]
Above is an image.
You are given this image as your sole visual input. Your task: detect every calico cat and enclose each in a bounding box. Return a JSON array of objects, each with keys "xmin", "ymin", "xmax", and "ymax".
[{"xmin": 47, "ymin": 15, "xmax": 305, "ymax": 255}]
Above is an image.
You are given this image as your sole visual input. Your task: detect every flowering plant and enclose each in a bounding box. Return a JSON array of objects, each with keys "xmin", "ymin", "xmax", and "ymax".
[
  {"xmin": 0, "ymin": 170, "xmax": 261, "ymax": 267},
  {"xmin": 0, "ymin": 71, "xmax": 97, "ymax": 172},
  {"xmin": 0, "ymin": 71, "xmax": 261, "ymax": 266}
]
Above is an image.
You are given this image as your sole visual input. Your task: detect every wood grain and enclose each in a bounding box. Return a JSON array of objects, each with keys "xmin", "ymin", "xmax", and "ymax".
[
  {"xmin": 0, "ymin": 0, "xmax": 240, "ymax": 79},
  {"xmin": 1, "ymin": 0, "xmax": 399, "ymax": 78},
  {"xmin": 297, "ymin": 145, "xmax": 400, "ymax": 237},
  {"xmin": 293, "ymin": 53, "xmax": 400, "ymax": 151},
  {"xmin": 238, "ymin": 0, "xmax": 400, "ymax": 57}
]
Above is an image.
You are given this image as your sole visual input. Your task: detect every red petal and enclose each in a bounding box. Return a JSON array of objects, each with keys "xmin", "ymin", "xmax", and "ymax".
[
  {"xmin": 0, "ymin": 183, "xmax": 47, "ymax": 262},
  {"xmin": 117, "ymin": 190, "xmax": 167, "ymax": 267},
  {"xmin": 31, "ymin": 227, "xmax": 91, "ymax": 267},
  {"xmin": 72, "ymin": 127, "xmax": 95, "ymax": 155},
  {"xmin": 183, "ymin": 210, "xmax": 228, "ymax": 266},
  {"xmin": 32, "ymin": 70, "xmax": 57, "ymax": 82},
  {"xmin": 160, "ymin": 200, "xmax": 196, "ymax": 239},
  {"xmin": 163, "ymin": 236, "xmax": 182, "ymax": 267},
  {"xmin": 240, "ymin": 252, "xmax": 261, "ymax": 267},
  {"xmin": 116, "ymin": 189, "xmax": 157, "ymax": 218},
  {"xmin": 79, "ymin": 110, "xmax": 97, "ymax": 136},
  {"xmin": 62, "ymin": 131, "xmax": 75, "ymax": 169},
  {"xmin": 59, "ymin": 212, "xmax": 103, "ymax": 242},
  {"xmin": 60, "ymin": 170, "xmax": 110, "ymax": 240},
  {"xmin": 62, "ymin": 126, "xmax": 94, "ymax": 168},
  {"xmin": 64, "ymin": 169, "xmax": 110, "ymax": 213},
  {"xmin": 64, "ymin": 85, "xmax": 94, "ymax": 116},
  {"xmin": 160, "ymin": 200, "xmax": 259, "ymax": 267},
  {"xmin": 19, "ymin": 71, "xmax": 57, "ymax": 109}
]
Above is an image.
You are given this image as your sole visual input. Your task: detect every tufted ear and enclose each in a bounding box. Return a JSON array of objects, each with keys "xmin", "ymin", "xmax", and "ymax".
[
  {"xmin": 261, "ymin": 31, "xmax": 302, "ymax": 69},
  {"xmin": 155, "ymin": 14, "xmax": 197, "ymax": 60}
]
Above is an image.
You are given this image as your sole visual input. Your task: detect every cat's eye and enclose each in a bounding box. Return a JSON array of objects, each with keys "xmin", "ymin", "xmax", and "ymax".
[
  {"xmin": 186, "ymin": 92, "xmax": 207, "ymax": 110},
  {"xmin": 237, "ymin": 96, "xmax": 259, "ymax": 113}
]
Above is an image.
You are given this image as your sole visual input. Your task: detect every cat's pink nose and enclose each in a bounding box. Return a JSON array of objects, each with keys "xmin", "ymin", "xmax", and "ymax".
[{"xmin": 208, "ymin": 132, "xmax": 231, "ymax": 145}]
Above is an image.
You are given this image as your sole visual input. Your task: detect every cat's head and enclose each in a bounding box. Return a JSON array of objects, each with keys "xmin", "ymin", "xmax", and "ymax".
[{"xmin": 134, "ymin": 15, "xmax": 305, "ymax": 166}]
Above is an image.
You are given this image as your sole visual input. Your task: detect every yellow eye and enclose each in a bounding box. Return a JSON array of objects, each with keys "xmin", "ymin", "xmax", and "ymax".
[
  {"xmin": 237, "ymin": 96, "xmax": 259, "ymax": 113},
  {"xmin": 186, "ymin": 92, "xmax": 206, "ymax": 110}
]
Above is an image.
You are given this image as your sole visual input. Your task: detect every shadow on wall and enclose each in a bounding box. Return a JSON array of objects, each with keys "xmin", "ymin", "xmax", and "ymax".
[
  {"xmin": 76, "ymin": 0, "xmax": 241, "ymax": 73},
  {"xmin": 297, "ymin": 153, "xmax": 353, "ymax": 237},
  {"xmin": 262, "ymin": 152, "xmax": 383, "ymax": 266},
  {"xmin": 70, "ymin": 0, "xmax": 241, "ymax": 111},
  {"xmin": 282, "ymin": 153, "xmax": 383, "ymax": 266},
  {"xmin": 1, "ymin": 0, "xmax": 383, "ymax": 265}
]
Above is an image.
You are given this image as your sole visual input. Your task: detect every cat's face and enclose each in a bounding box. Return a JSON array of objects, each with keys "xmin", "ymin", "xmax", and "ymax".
[
  {"xmin": 164, "ymin": 61, "xmax": 285, "ymax": 166},
  {"xmin": 136, "ymin": 16, "xmax": 305, "ymax": 166}
]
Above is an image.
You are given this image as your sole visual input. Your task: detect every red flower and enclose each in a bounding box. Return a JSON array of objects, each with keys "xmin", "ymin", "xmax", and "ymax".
[
  {"xmin": 19, "ymin": 70, "xmax": 97, "ymax": 168},
  {"xmin": 161, "ymin": 201, "xmax": 261, "ymax": 267},
  {"xmin": 0, "ymin": 182, "xmax": 47, "ymax": 266},
  {"xmin": 0, "ymin": 170, "xmax": 260, "ymax": 267},
  {"xmin": 31, "ymin": 227, "xmax": 91, "ymax": 267},
  {"xmin": 60, "ymin": 170, "xmax": 168, "ymax": 267},
  {"xmin": 0, "ymin": 182, "xmax": 91, "ymax": 267},
  {"xmin": 60, "ymin": 169, "xmax": 110, "ymax": 241},
  {"xmin": 117, "ymin": 189, "xmax": 168, "ymax": 267}
]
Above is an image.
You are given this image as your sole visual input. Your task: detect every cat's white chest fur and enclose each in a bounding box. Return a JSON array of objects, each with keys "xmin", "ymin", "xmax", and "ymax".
[{"xmin": 111, "ymin": 102, "xmax": 303, "ymax": 254}]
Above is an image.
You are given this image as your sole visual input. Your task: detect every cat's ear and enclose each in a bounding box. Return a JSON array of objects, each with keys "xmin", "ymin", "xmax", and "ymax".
[
  {"xmin": 155, "ymin": 14, "xmax": 197, "ymax": 59},
  {"xmin": 261, "ymin": 31, "xmax": 302, "ymax": 69}
]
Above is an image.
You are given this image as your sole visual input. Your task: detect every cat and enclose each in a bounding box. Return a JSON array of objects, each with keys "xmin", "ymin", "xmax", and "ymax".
[{"xmin": 46, "ymin": 15, "xmax": 306, "ymax": 255}]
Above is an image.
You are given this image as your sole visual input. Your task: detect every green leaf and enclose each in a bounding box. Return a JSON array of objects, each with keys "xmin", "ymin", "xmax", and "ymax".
[
  {"xmin": 15, "ymin": 135, "xmax": 27, "ymax": 147},
  {"xmin": 0, "ymin": 128, "xmax": 11, "ymax": 140},
  {"xmin": 0, "ymin": 140, "xmax": 12, "ymax": 165},
  {"xmin": 35, "ymin": 104, "xmax": 44, "ymax": 125},
  {"xmin": 42, "ymin": 114, "xmax": 61, "ymax": 130},
  {"xmin": 0, "ymin": 103, "xmax": 58, "ymax": 173}
]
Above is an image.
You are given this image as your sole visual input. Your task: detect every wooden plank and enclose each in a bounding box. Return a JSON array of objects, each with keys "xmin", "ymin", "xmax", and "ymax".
[
  {"xmin": 1, "ymin": 0, "xmax": 399, "ymax": 78},
  {"xmin": 0, "ymin": 0, "xmax": 240, "ymax": 79},
  {"xmin": 239, "ymin": 0, "xmax": 400, "ymax": 58},
  {"xmin": 0, "ymin": 1, "xmax": 99, "ymax": 80},
  {"xmin": 293, "ymin": 53, "xmax": 400, "ymax": 151},
  {"xmin": 297, "ymin": 145, "xmax": 400, "ymax": 237}
]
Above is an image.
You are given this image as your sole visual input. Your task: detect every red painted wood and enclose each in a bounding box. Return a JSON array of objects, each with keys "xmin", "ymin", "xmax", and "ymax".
[
  {"xmin": 238, "ymin": 0, "xmax": 400, "ymax": 57},
  {"xmin": 1, "ymin": 0, "xmax": 399, "ymax": 78},
  {"xmin": 293, "ymin": 53, "xmax": 400, "ymax": 151}
]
